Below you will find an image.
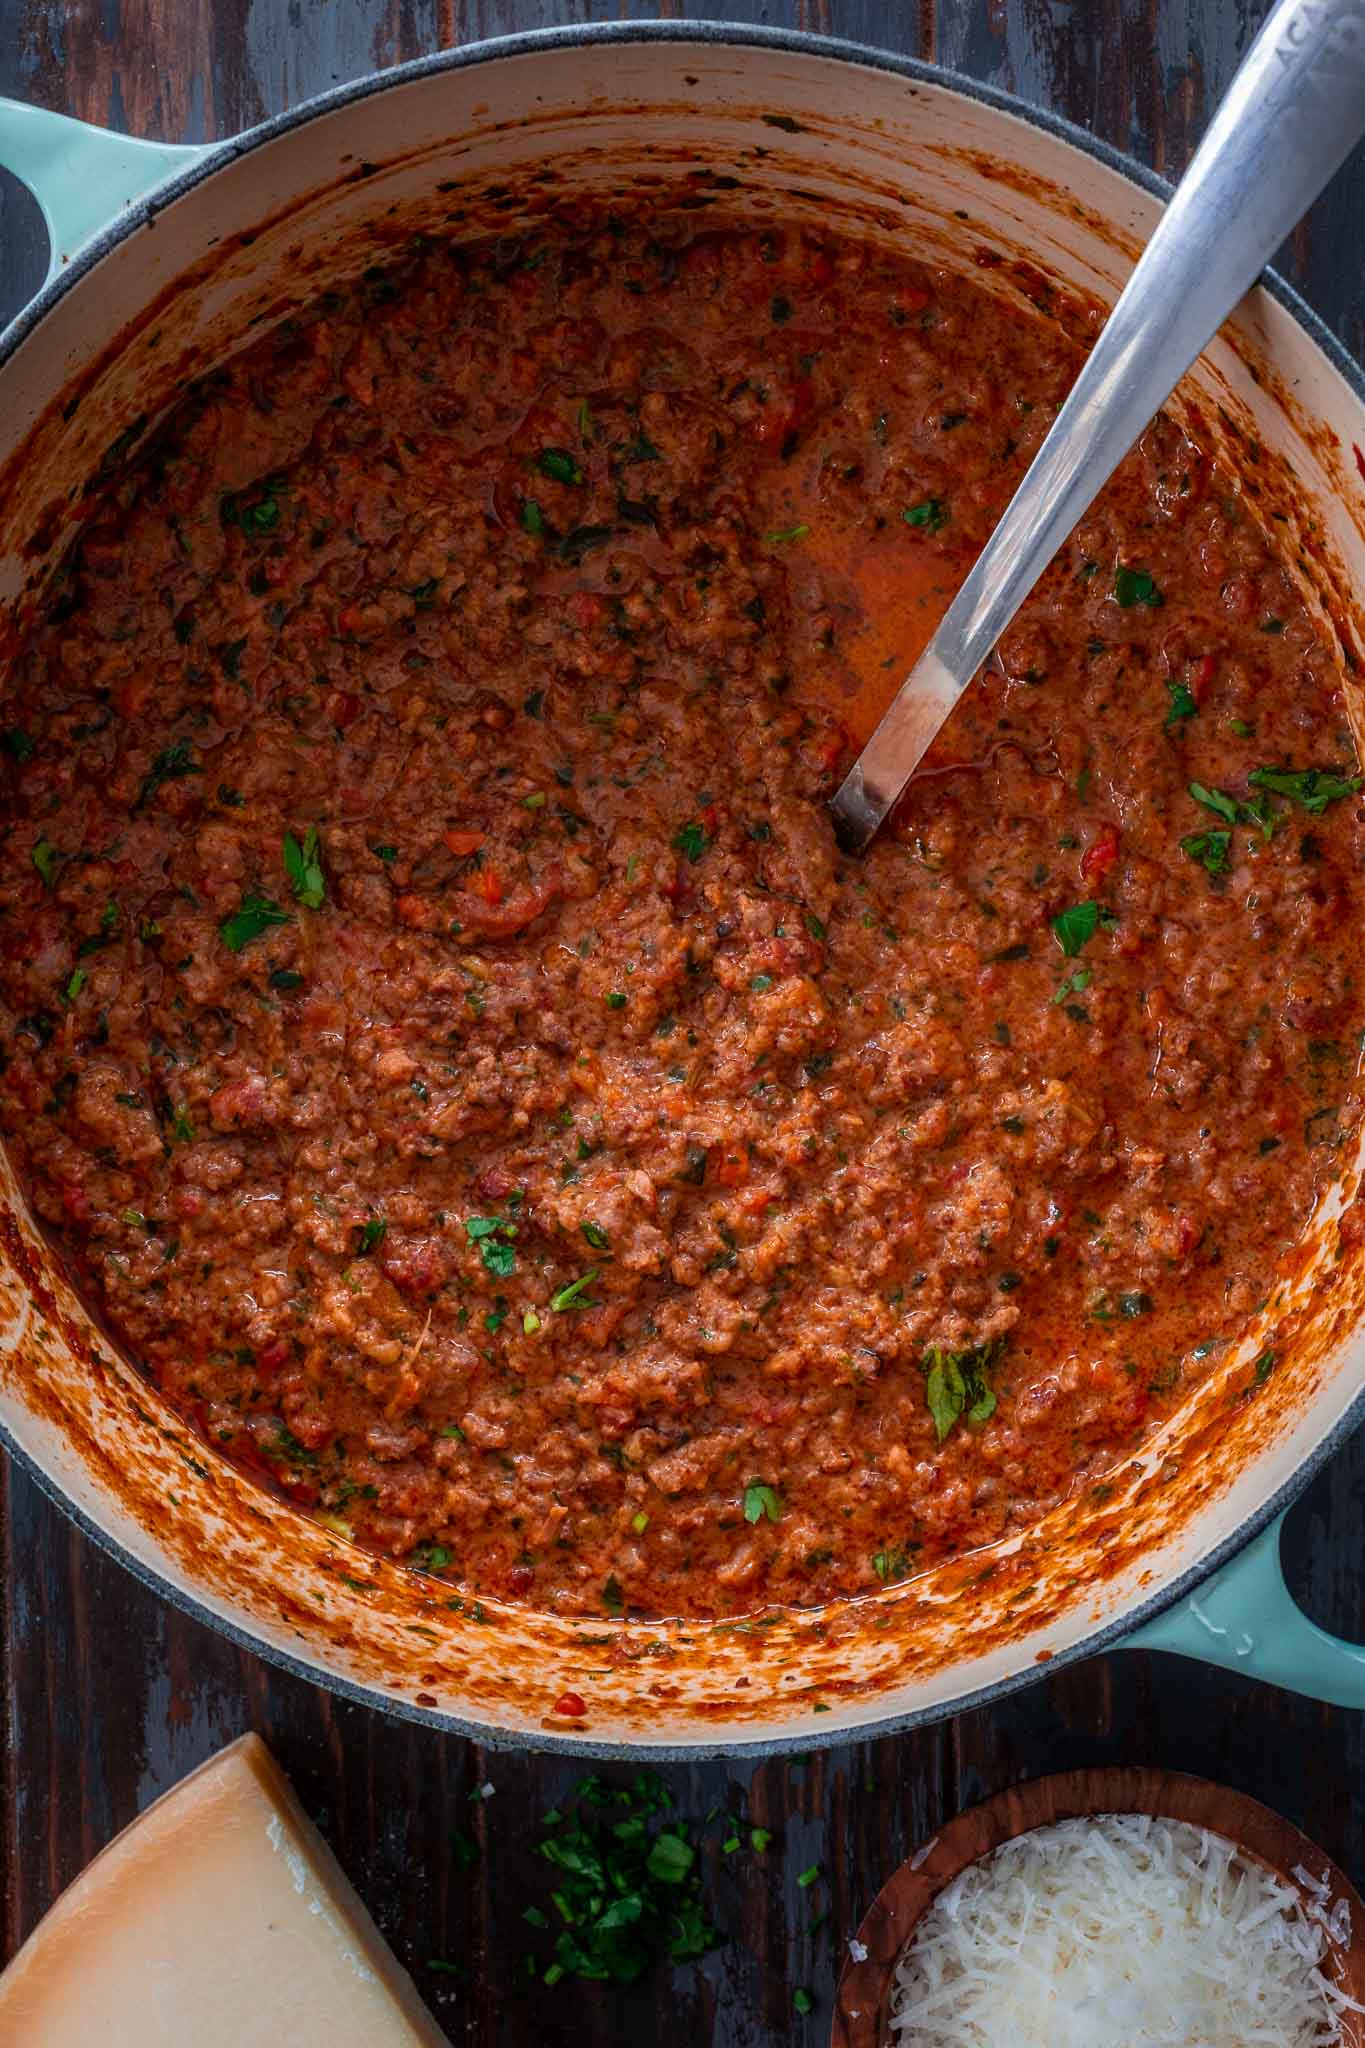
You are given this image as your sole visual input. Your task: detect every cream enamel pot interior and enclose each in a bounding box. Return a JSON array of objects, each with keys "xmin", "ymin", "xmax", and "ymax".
[{"xmin": 2, "ymin": 24, "xmax": 1365, "ymax": 1755}]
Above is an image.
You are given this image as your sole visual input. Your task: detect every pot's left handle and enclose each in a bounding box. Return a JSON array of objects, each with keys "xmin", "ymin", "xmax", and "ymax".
[
  {"xmin": 1124, "ymin": 1511, "xmax": 1365, "ymax": 1706},
  {"xmin": 0, "ymin": 99, "xmax": 213, "ymax": 288}
]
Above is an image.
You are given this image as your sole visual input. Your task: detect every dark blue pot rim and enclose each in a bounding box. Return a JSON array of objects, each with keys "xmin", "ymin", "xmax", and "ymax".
[{"xmin": 3, "ymin": 18, "xmax": 1363, "ymax": 1758}]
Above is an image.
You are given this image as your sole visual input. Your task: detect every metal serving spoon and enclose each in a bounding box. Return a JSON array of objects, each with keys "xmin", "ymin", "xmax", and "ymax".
[{"xmin": 831, "ymin": 0, "xmax": 1365, "ymax": 853}]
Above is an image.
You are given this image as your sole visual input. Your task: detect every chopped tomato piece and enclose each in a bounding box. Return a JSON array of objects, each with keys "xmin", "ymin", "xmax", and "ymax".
[
  {"xmin": 443, "ymin": 829, "xmax": 486, "ymax": 857},
  {"xmin": 1186, "ymin": 652, "xmax": 1217, "ymax": 701},
  {"xmin": 712, "ymin": 1147, "xmax": 749, "ymax": 1187},
  {"xmin": 554, "ymin": 1691, "xmax": 588, "ymax": 1717},
  {"xmin": 1080, "ymin": 823, "xmax": 1120, "ymax": 881}
]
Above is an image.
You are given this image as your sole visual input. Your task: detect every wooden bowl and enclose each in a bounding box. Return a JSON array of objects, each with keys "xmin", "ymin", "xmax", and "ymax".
[{"xmin": 832, "ymin": 1767, "xmax": 1365, "ymax": 2046}]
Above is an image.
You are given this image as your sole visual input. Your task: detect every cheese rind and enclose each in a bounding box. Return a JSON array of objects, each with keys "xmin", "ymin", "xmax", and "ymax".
[{"xmin": 0, "ymin": 1732, "xmax": 450, "ymax": 2046}]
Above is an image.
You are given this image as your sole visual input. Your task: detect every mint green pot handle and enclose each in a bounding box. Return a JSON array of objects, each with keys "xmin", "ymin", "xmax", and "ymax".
[
  {"xmin": 0, "ymin": 99, "xmax": 212, "ymax": 285},
  {"xmin": 1125, "ymin": 1511, "xmax": 1365, "ymax": 1706}
]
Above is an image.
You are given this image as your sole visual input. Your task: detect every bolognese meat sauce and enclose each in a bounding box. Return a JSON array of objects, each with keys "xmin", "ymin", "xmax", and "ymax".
[{"xmin": 0, "ymin": 214, "xmax": 1361, "ymax": 1619}]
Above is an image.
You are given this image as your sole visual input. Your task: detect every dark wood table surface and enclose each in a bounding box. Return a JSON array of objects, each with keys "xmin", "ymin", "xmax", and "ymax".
[{"xmin": 3, "ymin": 3, "xmax": 1365, "ymax": 2041}]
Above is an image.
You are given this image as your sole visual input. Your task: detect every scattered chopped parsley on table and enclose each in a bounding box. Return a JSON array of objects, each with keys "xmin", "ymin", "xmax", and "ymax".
[{"xmin": 525, "ymin": 1773, "xmax": 721, "ymax": 1986}]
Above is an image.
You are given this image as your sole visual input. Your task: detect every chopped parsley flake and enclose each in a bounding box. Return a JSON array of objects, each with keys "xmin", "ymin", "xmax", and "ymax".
[
  {"xmin": 356, "ymin": 1216, "xmax": 387, "ymax": 1256},
  {"xmin": 903, "ymin": 498, "xmax": 947, "ymax": 532},
  {"xmin": 1164, "ymin": 680, "xmax": 1197, "ymax": 728},
  {"xmin": 1248, "ymin": 765, "xmax": 1361, "ymax": 814},
  {"xmin": 282, "ymin": 825, "xmax": 326, "ymax": 909},
  {"xmin": 743, "ymin": 1481, "xmax": 783, "ymax": 1525},
  {"xmin": 924, "ymin": 1340, "xmax": 1002, "ymax": 1442},
  {"xmin": 550, "ymin": 1269, "xmax": 599, "ymax": 1312},
  {"xmin": 537, "ymin": 447, "xmax": 584, "ymax": 486},
  {"xmin": 1050, "ymin": 900, "xmax": 1099, "ymax": 957},
  {"xmin": 219, "ymin": 892, "xmax": 290, "ymax": 952},
  {"xmin": 1051, "ymin": 968, "xmax": 1092, "ymax": 1006},
  {"xmin": 1182, "ymin": 829, "xmax": 1232, "ymax": 875},
  {"xmin": 1189, "ymin": 782, "xmax": 1239, "ymax": 825},
  {"xmin": 524, "ymin": 1772, "xmax": 719, "ymax": 1987},
  {"xmin": 672, "ymin": 820, "xmax": 709, "ymax": 862},
  {"xmin": 1114, "ymin": 565, "xmax": 1163, "ymax": 608},
  {"xmin": 138, "ymin": 737, "xmax": 200, "ymax": 806}
]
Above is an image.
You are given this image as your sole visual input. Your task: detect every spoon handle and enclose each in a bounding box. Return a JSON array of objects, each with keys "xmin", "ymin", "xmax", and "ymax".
[{"xmin": 831, "ymin": 0, "xmax": 1365, "ymax": 852}]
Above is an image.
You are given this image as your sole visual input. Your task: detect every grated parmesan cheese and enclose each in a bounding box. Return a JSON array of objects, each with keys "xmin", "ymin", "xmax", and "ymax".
[{"xmin": 889, "ymin": 1814, "xmax": 1364, "ymax": 2046}]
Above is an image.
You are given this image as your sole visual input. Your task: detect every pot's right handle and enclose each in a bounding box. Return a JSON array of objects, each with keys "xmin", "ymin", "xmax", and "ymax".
[
  {"xmin": 0, "ymin": 99, "xmax": 212, "ymax": 289},
  {"xmin": 1124, "ymin": 1512, "xmax": 1365, "ymax": 1706}
]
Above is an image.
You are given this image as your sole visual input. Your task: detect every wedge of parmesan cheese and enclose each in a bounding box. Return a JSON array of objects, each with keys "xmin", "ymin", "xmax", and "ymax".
[
  {"xmin": 0, "ymin": 1732, "xmax": 448, "ymax": 2046},
  {"xmin": 891, "ymin": 1813, "xmax": 1362, "ymax": 2047}
]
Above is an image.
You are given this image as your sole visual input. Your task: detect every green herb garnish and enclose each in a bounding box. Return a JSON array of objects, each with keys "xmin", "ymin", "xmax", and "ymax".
[
  {"xmin": 137, "ymin": 738, "xmax": 200, "ymax": 808},
  {"xmin": 1248, "ymin": 765, "xmax": 1362, "ymax": 814},
  {"xmin": 1189, "ymin": 782, "xmax": 1238, "ymax": 825},
  {"xmin": 743, "ymin": 1482, "xmax": 783, "ymax": 1525},
  {"xmin": 356, "ymin": 1216, "xmax": 387, "ymax": 1256},
  {"xmin": 551, "ymin": 1269, "xmax": 599, "ymax": 1312},
  {"xmin": 1050, "ymin": 968, "xmax": 1092, "ymax": 1006},
  {"xmin": 283, "ymin": 826, "xmax": 326, "ymax": 909},
  {"xmin": 537, "ymin": 447, "xmax": 584, "ymax": 486},
  {"xmin": 1051, "ymin": 900, "xmax": 1099, "ymax": 957},
  {"xmin": 238, "ymin": 495, "xmax": 280, "ymax": 536},
  {"xmin": 672, "ymin": 821, "xmax": 709, "ymax": 862},
  {"xmin": 466, "ymin": 1214, "xmax": 517, "ymax": 1277},
  {"xmin": 1115, "ymin": 566, "xmax": 1163, "ymax": 608},
  {"xmin": 220, "ymin": 892, "xmax": 290, "ymax": 952},
  {"xmin": 31, "ymin": 837, "xmax": 59, "ymax": 888},
  {"xmin": 1164, "ymin": 680, "xmax": 1197, "ymax": 728},
  {"xmin": 924, "ymin": 1340, "xmax": 1003, "ymax": 1443},
  {"xmin": 903, "ymin": 499, "xmax": 947, "ymax": 533},
  {"xmin": 526, "ymin": 1773, "xmax": 719, "ymax": 1986},
  {"xmin": 1182, "ymin": 829, "xmax": 1232, "ymax": 875}
]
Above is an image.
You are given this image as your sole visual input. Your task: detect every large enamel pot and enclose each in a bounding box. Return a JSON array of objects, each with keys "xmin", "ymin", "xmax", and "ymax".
[{"xmin": 3, "ymin": 24, "xmax": 1365, "ymax": 1755}]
